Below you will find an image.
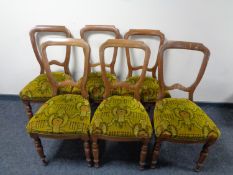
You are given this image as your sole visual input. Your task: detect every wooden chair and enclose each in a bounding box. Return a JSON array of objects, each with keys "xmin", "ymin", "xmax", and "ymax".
[
  {"xmin": 26, "ymin": 38, "xmax": 92, "ymax": 166},
  {"xmin": 80, "ymin": 25, "xmax": 121, "ymax": 102},
  {"xmin": 20, "ymin": 25, "xmax": 73, "ymax": 121},
  {"xmin": 151, "ymin": 41, "xmax": 221, "ymax": 171},
  {"xmin": 123, "ymin": 29, "xmax": 170, "ymax": 104},
  {"xmin": 90, "ymin": 39, "xmax": 153, "ymax": 169}
]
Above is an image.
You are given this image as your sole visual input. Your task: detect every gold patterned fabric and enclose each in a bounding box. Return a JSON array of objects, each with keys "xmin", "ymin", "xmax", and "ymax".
[
  {"xmin": 154, "ymin": 98, "xmax": 221, "ymax": 141},
  {"xmin": 26, "ymin": 94, "xmax": 90, "ymax": 135},
  {"xmin": 79, "ymin": 72, "xmax": 117, "ymax": 101},
  {"xmin": 20, "ymin": 72, "xmax": 78, "ymax": 101},
  {"xmin": 115, "ymin": 76, "xmax": 170, "ymax": 102},
  {"xmin": 90, "ymin": 96, "xmax": 152, "ymax": 138}
]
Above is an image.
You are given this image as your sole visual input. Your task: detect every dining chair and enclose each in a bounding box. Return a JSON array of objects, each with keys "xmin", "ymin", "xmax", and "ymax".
[
  {"xmin": 20, "ymin": 25, "xmax": 73, "ymax": 121},
  {"xmin": 26, "ymin": 38, "xmax": 92, "ymax": 166},
  {"xmin": 80, "ymin": 25, "xmax": 121, "ymax": 102},
  {"xmin": 90, "ymin": 39, "xmax": 153, "ymax": 169},
  {"xmin": 151, "ymin": 41, "xmax": 221, "ymax": 171}
]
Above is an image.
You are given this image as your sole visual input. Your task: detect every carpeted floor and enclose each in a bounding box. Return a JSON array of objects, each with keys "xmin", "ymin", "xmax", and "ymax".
[{"xmin": 0, "ymin": 95, "xmax": 232, "ymax": 175}]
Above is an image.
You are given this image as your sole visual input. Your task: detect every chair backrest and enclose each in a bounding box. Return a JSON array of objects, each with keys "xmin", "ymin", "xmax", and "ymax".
[
  {"xmin": 80, "ymin": 25, "xmax": 121, "ymax": 74},
  {"xmin": 158, "ymin": 41, "xmax": 210, "ymax": 101},
  {"xmin": 100, "ymin": 39, "xmax": 151, "ymax": 101},
  {"xmin": 41, "ymin": 38, "xmax": 90, "ymax": 98},
  {"xmin": 124, "ymin": 29, "xmax": 165, "ymax": 78},
  {"xmin": 30, "ymin": 25, "xmax": 72, "ymax": 75}
]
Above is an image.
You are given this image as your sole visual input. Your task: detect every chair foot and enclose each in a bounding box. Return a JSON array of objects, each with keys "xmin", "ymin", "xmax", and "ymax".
[
  {"xmin": 92, "ymin": 138, "xmax": 100, "ymax": 168},
  {"xmin": 150, "ymin": 161, "xmax": 158, "ymax": 169},
  {"xmin": 151, "ymin": 139, "xmax": 161, "ymax": 169},
  {"xmin": 42, "ymin": 159, "xmax": 49, "ymax": 166},
  {"xmin": 194, "ymin": 165, "xmax": 201, "ymax": 172}
]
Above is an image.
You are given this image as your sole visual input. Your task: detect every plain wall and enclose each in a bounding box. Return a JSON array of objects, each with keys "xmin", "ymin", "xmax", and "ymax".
[{"xmin": 0, "ymin": 0, "xmax": 232, "ymax": 102}]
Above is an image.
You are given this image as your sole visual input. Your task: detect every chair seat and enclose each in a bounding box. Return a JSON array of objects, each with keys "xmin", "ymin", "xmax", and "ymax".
[
  {"xmin": 90, "ymin": 96, "xmax": 152, "ymax": 138},
  {"xmin": 26, "ymin": 94, "xmax": 90, "ymax": 136},
  {"xmin": 115, "ymin": 76, "xmax": 170, "ymax": 102},
  {"xmin": 79, "ymin": 72, "xmax": 117, "ymax": 101},
  {"xmin": 154, "ymin": 98, "xmax": 221, "ymax": 142},
  {"xmin": 20, "ymin": 72, "xmax": 79, "ymax": 101}
]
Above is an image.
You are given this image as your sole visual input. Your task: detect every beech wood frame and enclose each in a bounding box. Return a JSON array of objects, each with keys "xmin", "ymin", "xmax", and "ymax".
[
  {"xmin": 151, "ymin": 41, "xmax": 217, "ymax": 171},
  {"xmin": 91, "ymin": 39, "xmax": 151, "ymax": 169}
]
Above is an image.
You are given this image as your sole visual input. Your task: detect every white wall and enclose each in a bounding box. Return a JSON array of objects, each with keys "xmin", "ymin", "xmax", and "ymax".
[{"xmin": 0, "ymin": 0, "xmax": 233, "ymax": 103}]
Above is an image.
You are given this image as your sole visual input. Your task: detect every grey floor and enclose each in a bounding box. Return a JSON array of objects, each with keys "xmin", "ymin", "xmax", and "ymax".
[{"xmin": 0, "ymin": 96, "xmax": 232, "ymax": 175}]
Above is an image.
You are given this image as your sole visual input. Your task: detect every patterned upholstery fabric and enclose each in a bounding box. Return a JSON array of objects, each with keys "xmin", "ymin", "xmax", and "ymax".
[
  {"xmin": 79, "ymin": 72, "xmax": 117, "ymax": 101},
  {"xmin": 26, "ymin": 94, "xmax": 90, "ymax": 135},
  {"xmin": 154, "ymin": 98, "xmax": 221, "ymax": 141},
  {"xmin": 115, "ymin": 76, "xmax": 170, "ymax": 102},
  {"xmin": 90, "ymin": 96, "xmax": 152, "ymax": 138},
  {"xmin": 20, "ymin": 72, "xmax": 78, "ymax": 101}
]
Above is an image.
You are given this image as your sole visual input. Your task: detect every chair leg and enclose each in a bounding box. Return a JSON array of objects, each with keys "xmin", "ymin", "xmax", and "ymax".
[
  {"xmin": 139, "ymin": 139, "xmax": 149, "ymax": 170},
  {"xmin": 23, "ymin": 100, "xmax": 33, "ymax": 120},
  {"xmin": 151, "ymin": 139, "xmax": 161, "ymax": 169},
  {"xmin": 194, "ymin": 138, "xmax": 216, "ymax": 172},
  {"xmin": 32, "ymin": 135, "xmax": 48, "ymax": 165},
  {"xmin": 83, "ymin": 140, "xmax": 92, "ymax": 167},
  {"xmin": 92, "ymin": 138, "xmax": 99, "ymax": 168}
]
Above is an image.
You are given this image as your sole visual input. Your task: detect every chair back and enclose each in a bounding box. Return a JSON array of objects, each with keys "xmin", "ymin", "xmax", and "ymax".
[
  {"xmin": 80, "ymin": 25, "xmax": 121, "ymax": 74},
  {"xmin": 99, "ymin": 39, "xmax": 151, "ymax": 101},
  {"xmin": 41, "ymin": 38, "xmax": 90, "ymax": 98},
  {"xmin": 158, "ymin": 41, "xmax": 210, "ymax": 101},
  {"xmin": 30, "ymin": 25, "xmax": 72, "ymax": 74},
  {"xmin": 124, "ymin": 29, "xmax": 165, "ymax": 78}
]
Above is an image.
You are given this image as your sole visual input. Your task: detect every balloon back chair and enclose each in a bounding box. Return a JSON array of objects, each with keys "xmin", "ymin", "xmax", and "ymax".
[
  {"xmin": 90, "ymin": 39, "xmax": 153, "ymax": 169},
  {"xmin": 80, "ymin": 25, "xmax": 121, "ymax": 102},
  {"xmin": 151, "ymin": 41, "xmax": 221, "ymax": 171},
  {"xmin": 123, "ymin": 29, "xmax": 170, "ymax": 104},
  {"xmin": 26, "ymin": 38, "xmax": 92, "ymax": 166},
  {"xmin": 20, "ymin": 25, "xmax": 72, "ymax": 121}
]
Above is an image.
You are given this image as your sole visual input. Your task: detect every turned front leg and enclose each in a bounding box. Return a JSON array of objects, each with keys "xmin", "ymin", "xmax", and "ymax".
[
  {"xmin": 139, "ymin": 139, "xmax": 149, "ymax": 170},
  {"xmin": 92, "ymin": 138, "xmax": 99, "ymax": 168},
  {"xmin": 151, "ymin": 139, "xmax": 161, "ymax": 168},
  {"xmin": 83, "ymin": 140, "xmax": 92, "ymax": 167}
]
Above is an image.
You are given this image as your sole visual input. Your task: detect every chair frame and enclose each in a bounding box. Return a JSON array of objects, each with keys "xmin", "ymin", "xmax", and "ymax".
[
  {"xmin": 91, "ymin": 39, "xmax": 151, "ymax": 169},
  {"xmin": 22, "ymin": 25, "xmax": 72, "ymax": 121},
  {"xmin": 28, "ymin": 38, "xmax": 91, "ymax": 166},
  {"xmin": 124, "ymin": 29, "xmax": 165, "ymax": 79},
  {"xmin": 151, "ymin": 41, "xmax": 217, "ymax": 171},
  {"xmin": 80, "ymin": 25, "xmax": 121, "ymax": 76}
]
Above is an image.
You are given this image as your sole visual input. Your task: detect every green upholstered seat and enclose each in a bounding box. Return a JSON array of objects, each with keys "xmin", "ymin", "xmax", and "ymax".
[
  {"xmin": 154, "ymin": 98, "xmax": 221, "ymax": 142},
  {"xmin": 115, "ymin": 76, "xmax": 170, "ymax": 102},
  {"xmin": 26, "ymin": 94, "xmax": 90, "ymax": 136},
  {"xmin": 90, "ymin": 95, "xmax": 152, "ymax": 138},
  {"xmin": 20, "ymin": 72, "xmax": 78, "ymax": 101},
  {"xmin": 79, "ymin": 72, "xmax": 117, "ymax": 102}
]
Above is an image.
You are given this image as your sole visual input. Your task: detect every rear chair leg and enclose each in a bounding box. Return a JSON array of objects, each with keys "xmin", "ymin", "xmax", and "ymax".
[
  {"xmin": 92, "ymin": 138, "xmax": 99, "ymax": 168},
  {"xmin": 83, "ymin": 140, "xmax": 92, "ymax": 167},
  {"xmin": 23, "ymin": 100, "xmax": 33, "ymax": 120},
  {"xmin": 151, "ymin": 139, "xmax": 161, "ymax": 169},
  {"xmin": 32, "ymin": 135, "xmax": 48, "ymax": 165},
  {"xmin": 139, "ymin": 140, "xmax": 149, "ymax": 170}
]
